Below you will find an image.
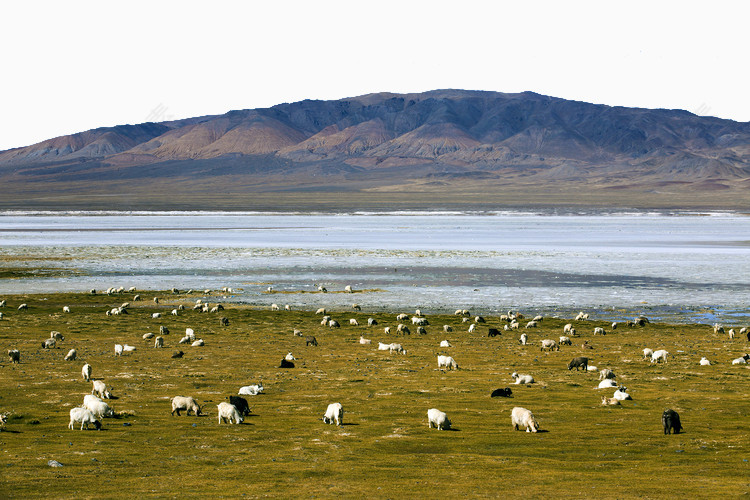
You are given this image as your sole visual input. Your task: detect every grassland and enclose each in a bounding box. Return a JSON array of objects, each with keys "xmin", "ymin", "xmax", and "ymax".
[{"xmin": 1, "ymin": 291, "xmax": 749, "ymax": 498}]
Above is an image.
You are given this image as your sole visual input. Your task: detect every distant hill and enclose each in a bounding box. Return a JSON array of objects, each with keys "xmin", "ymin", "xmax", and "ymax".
[{"xmin": 2, "ymin": 90, "xmax": 749, "ymax": 210}]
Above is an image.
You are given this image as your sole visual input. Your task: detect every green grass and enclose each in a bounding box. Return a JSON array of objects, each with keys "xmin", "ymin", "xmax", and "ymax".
[{"xmin": 1, "ymin": 291, "xmax": 749, "ymax": 498}]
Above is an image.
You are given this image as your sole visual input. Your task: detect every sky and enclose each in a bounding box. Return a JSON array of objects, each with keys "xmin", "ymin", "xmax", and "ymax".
[{"xmin": 1, "ymin": 0, "xmax": 748, "ymax": 151}]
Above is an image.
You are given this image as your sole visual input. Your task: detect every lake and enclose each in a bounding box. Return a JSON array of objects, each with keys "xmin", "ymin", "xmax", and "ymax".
[{"xmin": 0, "ymin": 210, "xmax": 748, "ymax": 324}]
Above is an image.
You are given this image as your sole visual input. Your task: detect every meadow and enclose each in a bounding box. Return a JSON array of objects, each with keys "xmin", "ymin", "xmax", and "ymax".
[{"xmin": 1, "ymin": 290, "xmax": 749, "ymax": 498}]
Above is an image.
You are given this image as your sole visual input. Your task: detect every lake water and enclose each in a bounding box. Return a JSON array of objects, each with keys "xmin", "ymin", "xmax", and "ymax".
[{"xmin": 0, "ymin": 210, "xmax": 748, "ymax": 324}]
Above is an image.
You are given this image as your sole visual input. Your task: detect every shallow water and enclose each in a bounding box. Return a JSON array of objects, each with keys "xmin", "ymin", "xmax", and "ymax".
[{"xmin": 0, "ymin": 210, "xmax": 748, "ymax": 324}]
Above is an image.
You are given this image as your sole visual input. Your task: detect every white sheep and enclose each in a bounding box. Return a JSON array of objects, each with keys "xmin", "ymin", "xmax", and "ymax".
[
  {"xmin": 443, "ymin": 325, "xmax": 453, "ymax": 333},
  {"xmin": 427, "ymin": 408, "xmax": 451, "ymax": 430},
  {"xmin": 123, "ymin": 344, "xmax": 136, "ymax": 352},
  {"xmin": 699, "ymin": 357, "xmax": 711, "ymax": 366},
  {"xmin": 563, "ymin": 323, "xmax": 574, "ymax": 334},
  {"xmin": 601, "ymin": 396, "xmax": 621, "ymax": 406},
  {"xmin": 315, "ymin": 308, "xmax": 327, "ymax": 315},
  {"xmin": 367, "ymin": 318, "xmax": 377, "ymax": 326},
  {"xmin": 349, "ymin": 318, "xmax": 359, "ymax": 326},
  {"xmin": 613, "ymin": 386, "xmax": 632, "ymax": 400},
  {"xmin": 437, "ymin": 355, "xmax": 458, "ymax": 370},
  {"xmin": 344, "ymin": 285, "xmax": 353, "ymax": 293},
  {"xmin": 238, "ymin": 382, "xmax": 264, "ymax": 396},
  {"xmin": 599, "ymin": 368, "xmax": 616, "ymax": 381},
  {"xmin": 171, "ymin": 309, "xmax": 179, "ymax": 316},
  {"xmin": 511, "ymin": 372, "xmax": 535, "ymax": 385},
  {"xmin": 359, "ymin": 337, "xmax": 372, "ymax": 345},
  {"xmin": 322, "ymin": 403, "xmax": 343, "ymax": 426},
  {"xmin": 540, "ymin": 339, "xmax": 559, "ymax": 351},
  {"xmin": 64, "ymin": 349, "xmax": 77, "ymax": 361},
  {"xmin": 217, "ymin": 402, "xmax": 243, "ymax": 424},
  {"xmin": 68, "ymin": 407, "xmax": 101, "ymax": 430},
  {"xmin": 597, "ymin": 379, "xmax": 618, "ymax": 389},
  {"xmin": 154, "ymin": 336, "xmax": 164, "ymax": 348},
  {"xmin": 17, "ymin": 303, "xmax": 28, "ymax": 311},
  {"xmin": 525, "ymin": 321, "xmax": 538, "ymax": 329},
  {"xmin": 191, "ymin": 339, "xmax": 204, "ymax": 347},
  {"xmin": 559, "ymin": 336, "xmax": 572, "ymax": 346},
  {"xmin": 519, "ymin": 333, "xmax": 528, "ymax": 345},
  {"xmin": 383, "ymin": 326, "xmax": 391, "ymax": 335},
  {"xmin": 594, "ymin": 327, "xmax": 606, "ymax": 335},
  {"xmin": 651, "ymin": 350, "xmax": 669, "ymax": 363},
  {"xmin": 51, "ymin": 331, "xmax": 65, "ymax": 341},
  {"xmin": 82, "ymin": 363, "xmax": 92, "ymax": 381},
  {"xmin": 511, "ymin": 407, "xmax": 539, "ymax": 432},
  {"xmin": 83, "ymin": 395, "xmax": 115, "ymax": 418},
  {"xmin": 396, "ymin": 313, "xmax": 409, "ymax": 321},
  {"xmin": 732, "ymin": 356, "xmax": 748, "ymax": 365},
  {"xmin": 171, "ymin": 396, "xmax": 202, "ymax": 416},
  {"xmin": 41, "ymin": 338, "xmax": 56, "ymax": 349},
  {"xmin": 92, "ymin": 380, "xmax": 112, "ymax": 399},
  {"xmin": 440, "ymin": 340, "xmax": 452, "ymax": 347},
  {"xmin": 328, "ymin": 319, "xmax": 340, "ymax": 329},
  {"xmin": 114, "ymin": 344, "xmax": 123, "ymax": 356},
  {"xmin": 271, "ymin": 303, "xmax": 280, "ymax": 311},
  {"xmin": 63, "ymin": 306, "xmax": 71, "ymax": 313},
  {"xmin": 285, "ymin": 352, "xmax": 296, "ymax": 361},
  {"xmin": 152, "ymin": 312, "xmax": 161, "ymax": 319},
  {"xmin": 728, "ymin": 329, "xmax": 735, "ymax": 339},
  {"xmin": 643, "ymin": 348, "xmax": 654, "ymax": 360}
]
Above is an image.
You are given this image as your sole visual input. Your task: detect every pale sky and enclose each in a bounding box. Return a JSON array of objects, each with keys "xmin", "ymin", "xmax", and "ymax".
[{"xmin": 1, "ymin": 0, "xmax": 748, "ymax": 151}]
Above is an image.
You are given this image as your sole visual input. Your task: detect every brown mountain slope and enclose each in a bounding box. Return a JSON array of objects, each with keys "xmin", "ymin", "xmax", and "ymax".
[{"xmin": 1, "ymin": 89, "xmax": 749, "ymax": 209}]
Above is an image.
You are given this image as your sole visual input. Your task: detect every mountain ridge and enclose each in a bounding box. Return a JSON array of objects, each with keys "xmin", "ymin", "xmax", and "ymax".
[{"xmin": 1, "ymin": 89, "xmax": 749, "ymax": 209}]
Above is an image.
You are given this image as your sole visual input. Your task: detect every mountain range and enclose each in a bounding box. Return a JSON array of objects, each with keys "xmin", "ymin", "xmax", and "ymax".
[{"xmin": 2, "ymin": 89, "xmax": 749, "ymax": 210}]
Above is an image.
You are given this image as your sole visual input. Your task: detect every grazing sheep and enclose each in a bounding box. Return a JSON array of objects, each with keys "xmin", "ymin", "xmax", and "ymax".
[
  {"xmin": 343, "ymin": 285, "xmax": 353, "ymax": 293},
  {"xmin": 599, "ymin": 368, "xmax": 616, "ymax": 381},
  {"xmin": 468, "ymin": 324, "xmax": 476, "ymax": 333},
  {"xmin": 367, "ymin": 318, "xmax": 377, "ymax": 326},
  {"xmin": 171, "ymin": 309, "xmax": 179, "ymax": 316},
  {"xmin": 0, "ymin": 299, "xmax": 5, "ymax": 307},
  {"xmin": 427, "ymin": 408, "xmax": 451, "ymax": 430},
  {"xmin": 285, "ymin": 352, "xmax": 296, "ymax": 361},
  {"xmin": 511, "ymin": 372, "xmax": 534, "ymax": 385},
  {"xmin": 359, "ymin": 336, "xmax": 372, "ymax": 345},
  {"xmin": 396, "ymin": 324, "xmax": 410, "ymax": 335},
  {"xmin": 437, "ymin": 355, "xmax": 458, "ymax": 370},
  {"xmin": 123, "ymin": 345, "xmax": 136, "ymax": 352},
  {"xmin": 171, "ymin": 350, "xmax": 184, "ymax": 358},
  {"xmin": 598, "ymin": 379, "xmax": 618, "ymax": 389},
  {"xmin": 317, "ymin": 285, "xmax": 327, "ymax": 293},
  {"xmin": 352, "ymin": 304, "xmax": 361, "ymax": 311},
  {"xmin": 491, "ymin": 388, "xmax": 513, "ymax": 398},
  {"xmin": 154, "ymin": 336, "xmax": 164, "ymax": 348},
  {"xmin": 728, "ymin": 329, "xmax": 735, "ymax": 339},
  {"xmin": 412, "ymin": 317, "xmax": 428, "ymax": 326},
  {"xmin": 191, "ymin": 339, "xmax": 204, "ymax": 347},
  {"xmin": 0, "ymin": 312, "xmax": 3, "ymax": 319},
  {"xmin": 440, "ymin": 340, "xmax": 452, "ymax": 348},
  {"xmin": 532, "ymin": 315, "xmax": 543, "ymax": 322},
  {"xmin": 271, "ymin": 303, "xmax": 280, "ymax": 311},
  {"xmin": 643, "ymin": 348, "xmax": 654, "ymax": 360},
  {"xmin": 0, "ymin": 413, "xmax": 7, "ymax": 429},
  {"xmin": 63, "ymin": 306, "xmax": 71, "ymax": 313},
  {"xmin": 519, "ymin": 333, "xmax": 528, "ymax": 345},
  {"xmin": 51, "ymin": 331, "xmax": 65, "ymax": 341},
  {"xmin": 379, "ymin": 342, "xmax": 406, "ymax": 355},
  {"xmin": 383, "ymin": 326, "xmax": 391, "ymax": 335},
  {"xmin": 575, "ymin": 312, "xmax": 588, "ymax": 321},
  {"xmin": 662, "ymin": 409, "xmax": 682, "ymax": 434},
  {"xmin": 328, "ymin": 319, "xmax": 340, "ymax": 329},
  {"xmin": 541, "ymin": 339, "xmax": 559, "ymax": 352},
  {"xmin": 220, "ymin": 317, "xmax": 229, "ymax": 326},
  {"xmin": 511, "ymin": 407, "xmax": 539, "ymax": 433},
  {"xmin": 323, "ymin": 403, "xmax": 343, "ymax": 426},
  {"xmin": 152, "ymin": 312, "xmax": 161, "ymax": 319},
  {"xmin": 8, "ymin": 349, "xmax": 20, "ymax": 364},
  {"xmin": 699, "ymin": 357, "xmax": 711, "ymax": 366},
  {"xmin": 171, "ymin": 396, "xmax": 202, "ymax": 416},
  {"xmin": 64, "ymin": 349, "xmax": 77, "ymax": 361},
  {"xmin": 228, "ymin": 396, "xmax": 251, "ymax": 416},
  {"xmin": 349, "ymin": 318, "xmax": 359, "ymax": 326},
  {"xmin": 305, "ymin": 336, "xmax": 318, "ymax": 347},
  {"xmin": 320, "ymin": 315, "xmax": 332, "ymax": 326},
  {"xmin": 601, "ymin": 397, "xmax": 621, "ymax": 406},
  {"xmin": 416, "ymin": 326, "xmax": 427, "ymax": 335},
  {"xmin": 68, "ymin": 407, "xmax": 101, "ymax": 430},
  {"xmin": 611, "ymin": 322, "xmax": 617, "ymax": 330},
  {"xmin": 651, "ymin": 350, "xmax": 669, "ymax": 363},
  {"xmin": 160, "ymin": 326, "xmax": 169, "ymax": 335},
  {"xmin": 92, "ymin": 380, "xmax": 112, "ymax": 399},
  {"xmin": 488, "ymin": 328, "xmax": 501, "ymax": 337},
  {"xmin": 732, "ymin": 356, "xmax": 748, "ymax": 365},
  {"xmin": 713, "ymin": 323, "xmax": 725, "ymax": 334},
  {"xmin": 82, "ymin": 363, "xmax": 92, "ymax": 381},
  {"xmin": 396, "ymin": 313, "xmax": 409, "ymax": 321},
  {"xmin": 83, "ymin": 395, "xmax": 115, "ymax": 418},
  {"xmin": 568, "ymin": 356, "xmax": 589, "ymax": 371},
  {"xmin": 114, "ymin": 344, "xmax": 123, "ymax": 356},
  {"xmin": 559, "ymin": 336, "xmax": 572, "ymax": 346},
  {"xmin": 217, "ymin": 402, "xmax": 243, "ymax": 424},
  {"xmin": 594, "ymin": 327, "xmax": 606, "ymax": 335},
  {"xmin": 293, "ymin": 329, "xmax": 303, "ymax": 337},
  {"xmin": 41, "ymin": 338, "xmax": 56, "ymax": 349},
  {"xmin": 563, "ymin": 323, "xmax": 575, "ymax": 334},
  {"xmin": 442, "ymin": 324, "xmax": 453, "ymax": 333},
  {"xmin": 613, "ymin": 386, "xmax": 632, "ymax": 401},
  {"xmin": 525, "ymin": 321, "xmax": 538, "ymax": 329},
  {"xmin": 17, "ymin": 303, "xmax": 28, "ymax": 311},
  {"xmin": 475, "ymin": 316, "xmax": 485, "ymax": 323},
  {"xmin": 315, "ymin": 308, "xmax": 327, "ymax": 315},
  {"xmin": 238, "ymin": 382, "xmax": 264, "ymax": 396}
]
